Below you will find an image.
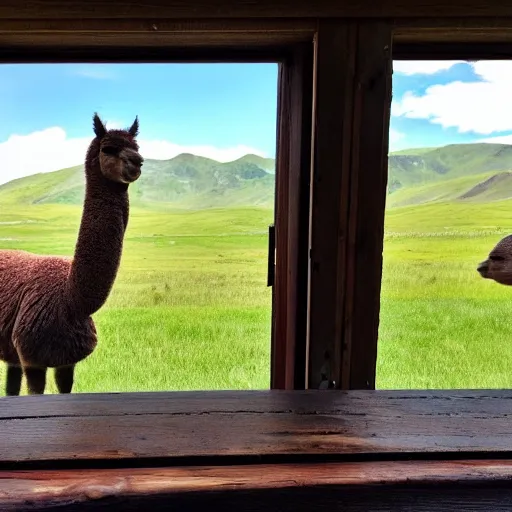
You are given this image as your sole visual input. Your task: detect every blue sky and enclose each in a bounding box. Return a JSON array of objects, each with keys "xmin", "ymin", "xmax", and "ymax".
[
  {"xmin": 391, "ymin": 60, "xmax": 512, "ymax": 151},
  {"xmin": 0, "ymin": 62, "xmax": 278, "ymax": 152},
  {"xmin": 1, "ymin": 60, "xmax": 512, "ymax": 184}
]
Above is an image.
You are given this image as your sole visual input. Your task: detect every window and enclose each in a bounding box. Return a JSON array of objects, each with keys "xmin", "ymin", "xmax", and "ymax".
[
  {"xmin": 0, "ymin": 62, "xmax": 282, "ymax": 394},
  {"xmin": 378, "ymin": 58, "xmax": 512, "ymax": 389},
  {"xmin": 4, "ymin": 15, "xmax": 512, "ymax": 508},
  {"xmin": 0, "ymin": 22, "xmax": 315, "ymax": 394}
]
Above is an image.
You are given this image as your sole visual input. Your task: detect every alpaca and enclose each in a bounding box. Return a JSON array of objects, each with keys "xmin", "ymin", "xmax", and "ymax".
[
  {"xmin": 477, "ymin": 234, "xmax": 512, "ymax": 285},
  {"xmin": 0, "ymin": 113, "xmax": 143, "ymax": 396}
]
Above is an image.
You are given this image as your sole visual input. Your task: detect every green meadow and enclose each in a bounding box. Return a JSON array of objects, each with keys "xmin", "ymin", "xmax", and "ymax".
[
  {"xmin": 0, "ymin": 204, "xmax": 274, "ymax": 394},
  {"xmin": 2, "ymin": 199, "xmax": 512, "ymax": 394},
  {"xmin": 3, "ymin": 143, "xmax": 512, "ymax": 393},
  {"xmin": 379, "ymin": 203, "xmax": 512, "ymax": 389}
]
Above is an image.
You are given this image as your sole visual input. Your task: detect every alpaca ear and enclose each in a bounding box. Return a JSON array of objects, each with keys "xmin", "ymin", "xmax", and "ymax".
[
  {"xmin": 128, "ymin": 116, "xmax": 139, "ymax": 137},
  {"xmin": 93, "ymin": 113, "xmax": 107, "ymax": 138}
]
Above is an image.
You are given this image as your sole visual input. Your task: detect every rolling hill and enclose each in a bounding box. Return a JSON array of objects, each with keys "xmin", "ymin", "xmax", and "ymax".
[
  {"xmin": 386, "ymin": 143, "xmax": 512, "ymax": 208},
  {"xmin": 388, "ymin": 143, "xmax": 512, "ymax": 193},
  {"xmin": 3, "ymin": 142, "xmax": 512, "ymax": 210},
  {"xmin": 0, "ymin": 153, "xmax": 276, "ymax": 210}
]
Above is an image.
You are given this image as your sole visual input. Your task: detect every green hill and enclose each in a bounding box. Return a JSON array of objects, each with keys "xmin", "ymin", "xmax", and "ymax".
[
  {"xmin": 388, "ymin": 143, "xmax": 512, "ymax": 193},
  {"xmin": 0, "ymin": 153, "xmax": 276, "ymax": 209},
  {"xmin": 3, "ymin": 142, "xmax": 512, "ymax": 211},
  {"xmin": 385, "ymin": 142, "xmax": 512, "ymax": 208}
]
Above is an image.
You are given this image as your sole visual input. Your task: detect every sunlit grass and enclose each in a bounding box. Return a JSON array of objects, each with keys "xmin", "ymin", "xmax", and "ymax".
[
  {"xmin": 378, "ymin": 201, "xmax": 512, "ymax": 389},
  {"xmin": 2, "ymin": 197, "xmax": 512, "ymax": 394},
  {"xmin": 0, "ymin": 204, "xmax": 273, "ymax": 395}
]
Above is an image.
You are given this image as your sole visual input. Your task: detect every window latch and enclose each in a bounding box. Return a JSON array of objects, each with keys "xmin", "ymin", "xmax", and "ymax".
[{"xmin": 267, "ymin": 224, "xmax": 275, "ymax": 287}]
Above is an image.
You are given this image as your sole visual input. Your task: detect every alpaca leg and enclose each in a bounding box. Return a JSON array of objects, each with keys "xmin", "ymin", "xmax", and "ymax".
[
  {"xmin": 55, "ymin": 365, "xmax": 75, "ymax": 394},
  {"xmin": 24, "ymin": 366, "xmax": 47, "ymax": 395},
  {"xmin": 5, "ymin": 365, "xmax": 22, "ymax": 396}
]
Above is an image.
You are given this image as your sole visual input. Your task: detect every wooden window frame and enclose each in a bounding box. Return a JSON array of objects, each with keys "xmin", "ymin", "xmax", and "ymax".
[
  {"xmin": 346, "ymin": 26, "xmax": 512, "ymax": 391},
  {"xmin": 4, "ymin": 6, "xmax": 512, "ymax": 508},
  {"xmin": 307, "ymin": 21, "xmax": 512, "ymax": 393},
  {"xmin": 0, "ymin": 19, "xmax": 317, "ymax": 392},
  {"xmin": 1, "ymin": 17, "xmax": 510, "ymax": 393}
]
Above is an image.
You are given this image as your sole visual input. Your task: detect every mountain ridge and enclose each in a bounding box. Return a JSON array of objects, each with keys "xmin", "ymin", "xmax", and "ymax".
[{"xmin": 3, "ymin": 143, "xmax": 512, "ymax": 210}]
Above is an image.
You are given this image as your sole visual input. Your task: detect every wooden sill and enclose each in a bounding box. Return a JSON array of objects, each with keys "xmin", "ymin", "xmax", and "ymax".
[
  {"xmin": 3, "ymin": 460, "xmax": 512, "ymax": 510},
  {"xmin": 2, "ymin": 389, "xmax": 512, "ymax": 509}
]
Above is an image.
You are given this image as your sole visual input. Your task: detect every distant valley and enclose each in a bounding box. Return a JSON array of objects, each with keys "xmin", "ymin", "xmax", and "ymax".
[
  {"xmin": 0, "ymin": 153, "xmax": 276, "ymax": 210},
  {"xmin": 3, "ymin": 142, "xmax": 512, "ymax": 210}
]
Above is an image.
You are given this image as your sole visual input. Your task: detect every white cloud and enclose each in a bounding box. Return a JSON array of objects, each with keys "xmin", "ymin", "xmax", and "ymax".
[
  {"xmin": 388, "ymin": 127, "xmax": 405, "ymax": 151},
  {"xmin": 0, "ymin": 127, "xmax": 268, "ymax": 186},
  {"xmin": 393, "ymin": 60, "xmax": 464, "ymax": 75},
  {"xmin": 0, "ymin": 128, "xmax": 90, "ymax": 185},
  {"xmin": 105, "ymin": 120, "xmax": 126, "ymax": 130},
  {"xmin": 392, "ymin": 61, "xmax": 512, "ymax": 135},
  {"xmin": 477, "ymin": 134, "xmax": 512, "ymax": 145}
]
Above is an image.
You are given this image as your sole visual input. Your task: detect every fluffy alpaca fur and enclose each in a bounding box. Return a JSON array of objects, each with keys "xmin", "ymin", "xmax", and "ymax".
[
  {"xmin": 0, "ymin": 113, "xmax": 143, "ymax": 396},
  {"xmin": 477, "ymin": 234, "xmax": 512, "ymax": 286}
]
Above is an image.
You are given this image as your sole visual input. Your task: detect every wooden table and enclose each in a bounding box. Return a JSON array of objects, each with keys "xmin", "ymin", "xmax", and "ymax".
[{"xmin": 2, "ymin": 389, "xmax": 512, "ymax": 510}]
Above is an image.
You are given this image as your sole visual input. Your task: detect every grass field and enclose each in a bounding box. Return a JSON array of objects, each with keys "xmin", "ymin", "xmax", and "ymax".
[
  {"xmin": 2, "ymin": 191, "xmax": 512, "ymax": 393},
  {"xmin": 379, "ymin": 201, "xmax": 512, "ymax": 389},
  {"xmin": 0, "ymin": 204, "xmax": 273, "ymax": 395}
]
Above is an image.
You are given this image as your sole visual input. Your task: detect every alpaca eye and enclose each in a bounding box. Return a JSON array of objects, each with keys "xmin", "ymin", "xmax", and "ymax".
[
  {"xmin": 490, "ymin": 255, "xmax": 504, "ymax": 261},
  {"xmin": 101, "ymin": 146, "xmax": 118, "ymax": 155}
]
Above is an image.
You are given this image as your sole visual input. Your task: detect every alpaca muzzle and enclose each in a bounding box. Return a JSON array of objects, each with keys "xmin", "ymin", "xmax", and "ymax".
[
  {"xmin": 477, "ymin": 260, "xmax": 489, "ymax": 277},
  {"xmin": 121, "ymin": 149, "xmax": 144, "ymax": 182}
]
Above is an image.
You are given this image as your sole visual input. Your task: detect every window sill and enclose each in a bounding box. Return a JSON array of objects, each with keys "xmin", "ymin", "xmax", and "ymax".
[{"xmin": 2, "ymin": 389, "xmax": 512, "ymax": 510}]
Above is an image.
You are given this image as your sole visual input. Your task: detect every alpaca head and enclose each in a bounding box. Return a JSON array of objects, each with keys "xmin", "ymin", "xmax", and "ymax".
[
  {"xmin": 477, "ymin": 234, "xmax": 512, "ymax": 285},
  {"xmin": 92, "ymin": 113, "xmax": 143, "ymax": 184}
]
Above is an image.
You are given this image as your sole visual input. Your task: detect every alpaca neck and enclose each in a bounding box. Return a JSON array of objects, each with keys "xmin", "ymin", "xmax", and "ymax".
[{"xmin": 65, "ymin": 142, "xmax": 129, "ymax": 319}]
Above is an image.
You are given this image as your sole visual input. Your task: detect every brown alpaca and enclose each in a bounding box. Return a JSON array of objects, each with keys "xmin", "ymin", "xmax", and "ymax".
[
  {"xmin": 0, "ymin": 113, "xmax": 143, "ymax": 396},
  {"xmin": 477, "ymin": 234, "xmax": 512, "ymax": 285}
]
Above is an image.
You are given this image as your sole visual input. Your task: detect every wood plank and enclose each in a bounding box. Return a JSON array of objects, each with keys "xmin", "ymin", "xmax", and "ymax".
[
  {"xmin": 0, "ymin": 20, "xmax": 315, "ymax": 50},
  {"xmin": 3, "ymin": 0, "xmax": 512, "ymax": 19},
  {"xmin": 272, "ymin": 43, "xmax": 313, "ymax": 389},
  {"xmin": 0, "ymin": 19, "xmax": 316, "ymax": 32},
  {"xmin": 272, "ymin": 62, "xmax": 291, "ymax": 389},
  {"xmin": 394, "ymin": 18, "xmax": 512, "ymax": 43},
  {"xmin": 344, "ymin": 23, "xmax": 392, "ymax": 390},
  {"xmin": 393, "ymin": 41, "xmax": 512, "ymax": 60},
  {"xmin": 308, "ymin": 21, "xmax": 391, "ymax": 391},
  {"xmin": 3, "ymin": 390, "xmax": 512, "ymax": 464},
  {"xmin": 3, "ymin": 460, "xmax": 512, "ymax": 511},
  {"xmin": 6, "ymin": 388, "xmax": 512, "ymax": 418},
  {"xmin": 0, "ymin": 32, "xmax": 312, "ymax": 48},
  {"xmin": 0, "ymin": 47, "xmax": 292, "ymax": 64},
  {"xmin": 308, "ymin": 20, "xmax": 356, "ymax": 390}
]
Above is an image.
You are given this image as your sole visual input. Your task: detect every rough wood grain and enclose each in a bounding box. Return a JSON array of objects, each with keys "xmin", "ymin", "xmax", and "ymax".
[
  {"xmin": 3, "ymin": 460, "xmax": 512, "ymax": 510},
  {"xmin": 307, "ymin": 21, "xmax": 392, "ymax": 391},
  {"xmin": 394, "ymin": 18, "xmax": 512, "ymax": 43},
  {"xmin": 0, "ymin": 22, "xmax": 314, "ymax": 51},
  {"xmin": 6, "ymin": 388, "xmax": 512, "ymax": 418},
  {"xmin": 1, "ymin": 0, "xmax": 512, "ymax": 19},
  {"xmin": 272, "ymin": 43, "xmax": 313, "ymax": 390},
  {"xmin": 3, "ymin": 390, "xmax": 512, "ymax": 464},
  {"xmin": 308, "ymin": 20, "xmax": 356, "ymax": 390},
  {"xmin": 345, "ymin": 23, "xmax": 392, "ymax": 390}
]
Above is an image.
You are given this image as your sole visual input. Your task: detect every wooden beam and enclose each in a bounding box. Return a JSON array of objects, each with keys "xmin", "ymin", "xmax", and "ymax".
[
  {"xmin": 393, "ymin": 41, "xmax": 512, "ymax": 60},
  {"xmin": 0, "ymin": 20, "xmax": 315, "ymax": 56},
  {"xmin": 345, "ymin": 23, "xmax": 393, "ymax": 390},
  {"xmin": 272, "ymin": 43, "xmax": 313, "ymax": 390},
  {"xmin": 3, "ymin": 390, "xmax": 512, "ymax": 465},
  {"xmin": 308, "ymin": 20, "xmax": 356, "ymax": 390},
  {"xmin": 394, "ymin": 18, "xmax": 512, "ymax": 44},
  {"xmin": 4, "ymin": 460, "xmax": 512, "ymax": 510},
  {"xmin": 3, "ymin": 0, "xmax": 512, "ymax": 20},
  {"xmin": 307, "ymin": 21, "xmax": 391, "ymax": 390}
]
